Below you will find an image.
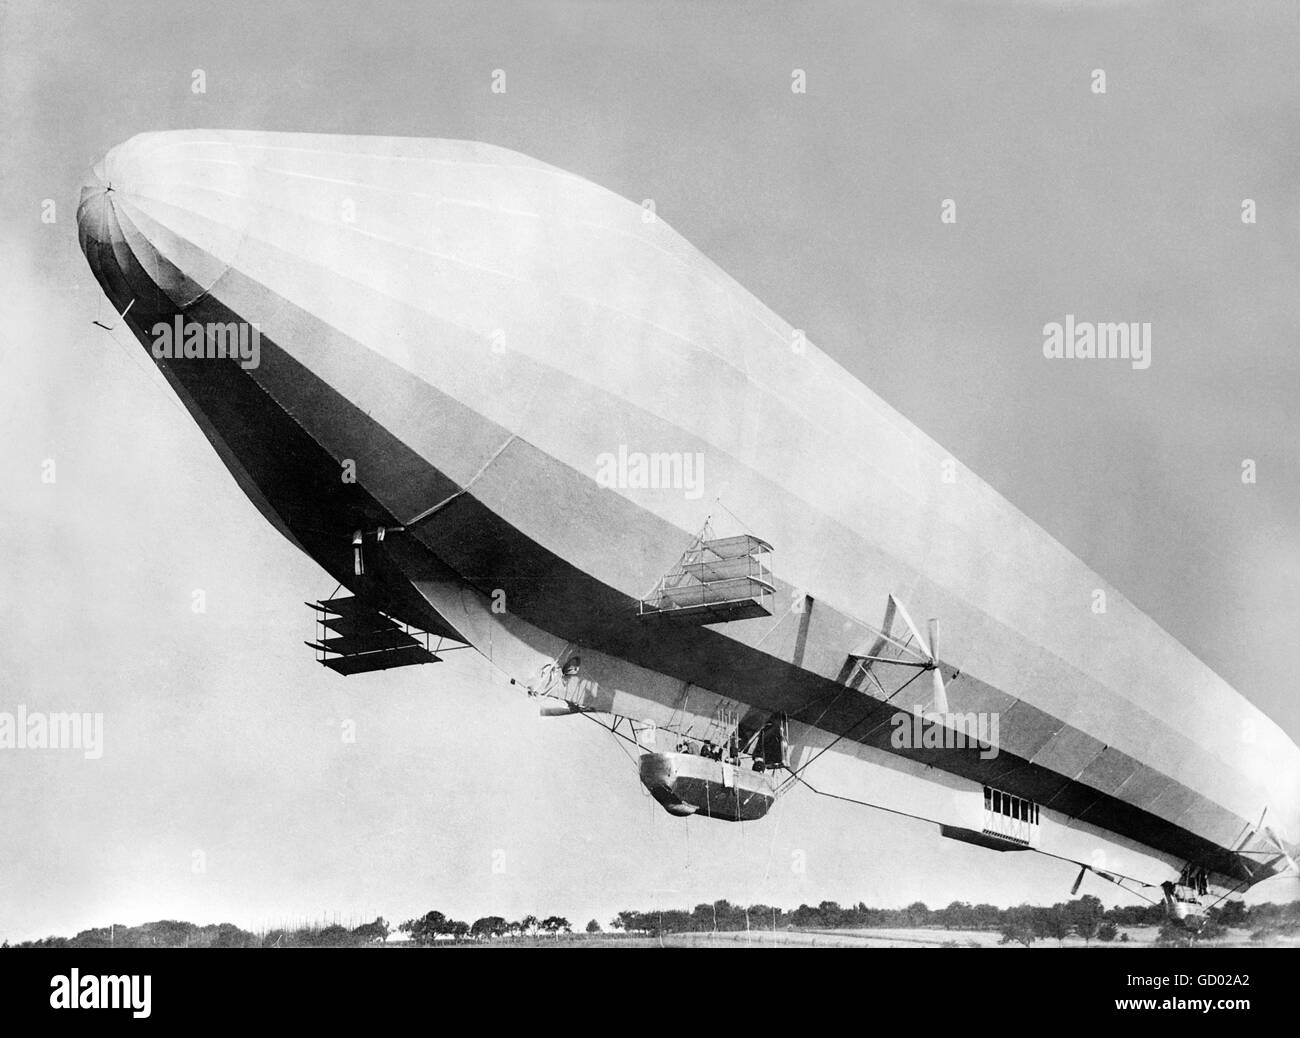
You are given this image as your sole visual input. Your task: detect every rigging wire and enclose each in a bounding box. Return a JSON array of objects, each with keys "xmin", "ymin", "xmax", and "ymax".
[
  {"xmin": 712, "ymin": 497, "xmax": 756, "ymax": 537},
  {"xmin": 575, "ymin": 709, "xmax": 645, "ymax": 768},
  {"xmin": 92, "ymin": 316, "xmax": 200, "ymax": 428},
  {"xmin": 1204, "ymin": 879, "xmax": 1249, "ymax": 913},
  {"xmin": 783, "ymin": 668, "xmax": 927, "ymax": 789}
]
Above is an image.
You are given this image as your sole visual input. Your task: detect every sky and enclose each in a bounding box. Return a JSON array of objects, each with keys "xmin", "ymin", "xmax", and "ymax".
[{"xmin": 2, "ymin": 0, "xmax": 1299, "ymax": 942}]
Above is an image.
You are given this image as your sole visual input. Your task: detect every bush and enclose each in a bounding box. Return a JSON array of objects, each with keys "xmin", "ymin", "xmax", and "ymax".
[{"xmin": 1156, "ymin": 920, "xmax": 1193, "ymax": 947}]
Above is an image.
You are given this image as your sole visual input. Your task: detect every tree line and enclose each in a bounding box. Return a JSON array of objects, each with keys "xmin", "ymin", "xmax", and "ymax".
[
  {"xmin": 397, "ymin": 911, "xmax": 574, "ymax": 943},
  {"xmin": 605, "ymin": 895, "xmax": 1299, "ymax": 944},
  {"xmin": 4, "ymin": 898, "xmax": 1296, "ymax": 948},
  {"xmin": 2, "ymin": 917, "xmax": 394, "ymax": 949}
]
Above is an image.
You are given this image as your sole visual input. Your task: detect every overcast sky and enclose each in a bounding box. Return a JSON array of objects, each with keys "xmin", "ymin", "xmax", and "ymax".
[{"xmin": 2, "ymin": 0, "xmax": 1298, "ymax": 941}]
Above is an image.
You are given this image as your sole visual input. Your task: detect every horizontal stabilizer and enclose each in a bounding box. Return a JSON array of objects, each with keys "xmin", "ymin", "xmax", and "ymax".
[
  {"xmin": 308, "ymin": 594, "xmax": 452, "ymax": 676},
  {"xmin": 320, "ymin": 644, "xmax": 439, "ymax": 675}
]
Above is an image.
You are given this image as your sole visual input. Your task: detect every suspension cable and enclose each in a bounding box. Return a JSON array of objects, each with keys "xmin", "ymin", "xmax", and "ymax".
[{"xmin": 784, "ymin": 668, "xmax": 927, "ymax": 787}]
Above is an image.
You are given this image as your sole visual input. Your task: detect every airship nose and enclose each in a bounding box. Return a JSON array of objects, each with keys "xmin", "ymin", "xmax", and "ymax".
[
  {"xmin": 77, "ymin": 137, "xmax": 142, "ymax": 238},
  {"xmin": 76, "ymin": 156, "xmax": 110, "ymax": 226},
  {"xmin": 76, "ymin": 133, "xmax": 250, "ymax": 311},
  {"xmin": 77, "ymin": 145, "xmax": 139, "ymax": 314},
  {"xmin": 77, "ymin": 150, "xmax": 125, "ymax": 247}
]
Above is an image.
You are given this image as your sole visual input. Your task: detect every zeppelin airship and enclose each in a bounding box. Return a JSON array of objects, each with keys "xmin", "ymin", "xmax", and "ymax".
[{"xmin": 77, "ymin": 130, "xmax": 1299, "ymax": 925}]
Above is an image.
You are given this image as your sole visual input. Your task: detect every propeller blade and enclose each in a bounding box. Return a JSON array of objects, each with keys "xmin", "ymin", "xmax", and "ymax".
[
  {"xmin": 1238, "ymin": 806, "xmax": 1269, "ymax": 850},
  {"xmin": 888, "ymin": 594, "xmax": 930, "ymax": 661},
  {"xmin": 886, "ymin": 596, "xmax": 949, "ymax": 711},
  {"xmin": 931, "ymin": 666, "xmax": 949, "ymax": 715},
  {"xmin": 880, "ymin": 595, "xmax": 897, "ymax": 639},
  {"xmin": 859, "ymin": 595, "xmax": 902, "ymax": 664},
  {"xmin": 926, "ymin": 617, "xmax": 948, "ymax": 712},
  {"xmin": 1071, "ymin": 865, "xmax": 1087, "ymax": 896},
  {"xmin": 1264, "ymin": 827, "xmax": 1298, "ymax": 873}
]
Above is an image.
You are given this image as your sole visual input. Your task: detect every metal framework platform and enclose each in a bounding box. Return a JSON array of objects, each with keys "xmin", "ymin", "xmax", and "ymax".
[
  {"xmin": 306, "ymin": 595, "xmax": 450, "ymax": 676},
  {"xmin": 638, "ymin": 530, "xmax": 774, "ymax": 623}
]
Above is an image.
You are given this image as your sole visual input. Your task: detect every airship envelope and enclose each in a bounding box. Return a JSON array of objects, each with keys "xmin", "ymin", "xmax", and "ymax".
[{"xmin": 78, "ymin": 130, "xmax": 1299, "ymax": 897}]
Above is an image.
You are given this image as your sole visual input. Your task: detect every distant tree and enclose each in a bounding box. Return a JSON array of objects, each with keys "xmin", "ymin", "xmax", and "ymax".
[
  {"xmin": 904, "ymin": 902, "xmax": 931, "ymax": 928},
  {"xmin": 540, "ymin": 916, "xmax": 571, "ymax": 937},
  {"xmin": 1156, "ymin": 920, "xmax": 1193, "ymax": 947},
  {"xmin": 1211, "ymin": 900, "xmax": 1248, "ymax": 930},
  {"xmin": 133, "ymin": 921, "xmax": 197, "ymax": 948},
  {"xmin": 940, "ymin": 901, "xmax": 975, "ymax": 931},
  {"xmin": 790, "ymin": 904, "xmax": 823, "ymax": 929},
  {"xmin": 519, "ymin": 914, "xmax": 540, "ymax": 937},
  {"xmin": 1039, "ymin": 905, "xmax": 1073, "ymax": 946},
  {"xmin": 691, "ymin": 903, "xmax": 715, "ymax": 932},
  {"xmin": 209, "ymin": 923, "xmax": 257, "ymax": 948},
  {"xmin": 817, "ymin": 901, "xmax": 845, "ymax": 929},
  {"xmin": 471, "ymin": 916, "xmax": 508, "ymax": 940},
  {"xmin": 447, "ymin": 920, "xmax": 470, "ymax": 941},
  {"xmin": 713, "ymin": 900, "xmax": 742, "ymax": 931},
  {"xmin": 351, "ymin": 917, "xmax": 390, "ymax": 945},
  {"xmin": 585, "ymin": 919, "xmax": 601, "ymax": 934},
  {"xmin": 972, "ymin": 904, "xmax": 1001, "ymax": 930},
  {"xmin": 748, "ymin": 904, "xmax": 777, "ymax": 931},
  {"xmin": 1068, "ymin": 895, "xmax": 1105, "ymax": 945},
  {"xmin": 1097, "ymin": 921, "xmax": 1119, "ymax": 943},
  {"xmin": 998, "ymin": 905, "xmax": 1038, "ymax": 948},
  {"xmin": 310, "ymin": 924, "xmax": 353, "ymax": 947},
  {"xmin": 400, "ymin": 911, "xmax": 448, "ymax": 946}
]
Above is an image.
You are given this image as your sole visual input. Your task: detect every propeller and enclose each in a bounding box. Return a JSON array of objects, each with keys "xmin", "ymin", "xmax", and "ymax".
[
  {"xmin": 1069, "ymin": 862, "xmax": 1137, "ymax": 897},
  {"xmin": 1263, "ymin": 826, "xmax": 1298, "ymax": 874},
  {"xmin": 1232, "ymin": 809, "xmax": 1298, "ymax": 876},
  {"xmin": 888, "ymin": 595, "xmax": 949, "ymax": 714},
  {"xmin": 927, "ymin": 618, "xmax": 946, "ymax": 714},
  {"xmin": 1233, "ymin": 808, "xmax": 1268, "ymax": 852}
]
